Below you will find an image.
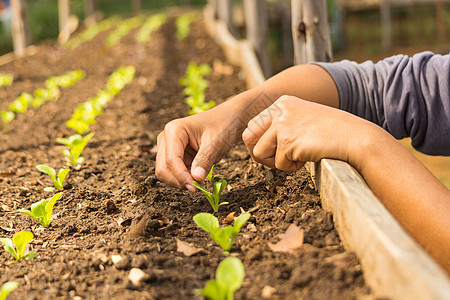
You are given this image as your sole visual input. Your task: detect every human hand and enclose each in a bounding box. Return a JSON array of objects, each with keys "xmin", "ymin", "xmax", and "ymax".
[{"xmin": 242, "ymin": 95, "xmax": 371, "ymax": 171}]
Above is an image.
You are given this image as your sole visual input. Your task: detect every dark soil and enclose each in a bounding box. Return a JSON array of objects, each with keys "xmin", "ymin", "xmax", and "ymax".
[{"xmin": 0, "ymin": 14, "xmax": 371, "ymax": 299}]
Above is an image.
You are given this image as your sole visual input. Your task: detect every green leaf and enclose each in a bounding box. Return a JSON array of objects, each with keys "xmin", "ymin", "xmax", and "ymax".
[
  {"xmin": 206, "ymin": 165, "xmax": 215, "ymax": 182},
  {"xmin": 36, "ymin": 165, "xmax": 56, "ymax": 182},
  {"xmin": 0, "ymin": 281, "xmax": 19, "ymax": 300},
  {"xmin": 30, "ymin": 199, "xmax": 48, "ymax": 226},
  {"xmin": 12, "ymin": 231, "xmax": 34, "ymax": 260},
  {"xmin": 193, "ymin": 213, "xmax": 219, "ymax": 235},
  {"xmin": 216, "ymin": 257, "xmax": 245, "ymax": 300},
  {"xmin": 0, "ymin": 238, "xmax": 18, "ymax": 259},
  {"xmin": 197, "ymin": 279, "xmax": 226, "ymax": 300},
  {"xmin": 233, "ymin": 213, "xmax": 251, "ymax": 233},
  {"xmin": 44, "ymin": 187, "xmax": 55, "ymax": 192},
  {"xmin": 44, "ymin": 192, "xmax": 62, "ymax": 226},
  {"xmin": 57, "ymin": 169, "xmax": 70, "ymax": 188},
  {"xmin": 24, "ymin": 251, "xmax": 37, "ymax": 260},
  {"xmin": 214, "ymin": 226, "xmax": 235, "ymax": 251}
]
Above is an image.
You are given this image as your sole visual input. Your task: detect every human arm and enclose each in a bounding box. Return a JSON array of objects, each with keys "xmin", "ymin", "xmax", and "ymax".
[
  {"xmin": 242, "ymin": 95, "xmax": 450, "ymax": 273},
  {"xmin": 155, "ymin": 64, "xmax": 339, "ymax": 191}
]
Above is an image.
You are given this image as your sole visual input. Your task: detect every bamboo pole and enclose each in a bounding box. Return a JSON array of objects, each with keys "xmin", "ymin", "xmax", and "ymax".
[
  {"xmin": 290, "ymin": 0, "xmax": 332, "ymax": 64},
  {"xmin": 131, "ymin": 0, "xmax": 142, "ymax": 15},
  {"xmin": 243, "ymin": 0, "xmax": 271, "ymax": 77},
  {"xmin": 10, "ymin": 0, "xmax": 30, "ymax": 58},
  {"xmin": 59, "ymin": 0, "xmax": 71, "ymax": 33},
  {"xmin": 217, "ymin": 0, "xmax": 236, "ymax": 36},
  {"xmin": 84, "ymin": 0, "xmax": 96, "ymax": 18},
  {"xmin": 380, "ymin": 0, "xmax": 392, "ymax": 52}
]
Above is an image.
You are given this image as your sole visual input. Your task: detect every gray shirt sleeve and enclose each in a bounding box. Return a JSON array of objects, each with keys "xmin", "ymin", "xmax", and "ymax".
[{"xmin": 315, "ymin": 52, "xmax": 450, "ymax": 156}]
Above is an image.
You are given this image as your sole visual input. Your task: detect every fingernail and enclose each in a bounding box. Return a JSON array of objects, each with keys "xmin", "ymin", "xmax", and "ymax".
[
  {"xmin": 192, "ymin": 167, "xmax": 207, "ymax": 180},
  {"xmin": 186, "ymin": 184, "xmax": 196, "ymax": 193}
]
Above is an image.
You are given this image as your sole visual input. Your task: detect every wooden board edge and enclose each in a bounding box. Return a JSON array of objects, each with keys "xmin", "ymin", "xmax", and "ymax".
[{"xmin": 317, "ymin": 158, "xmax": 450, "ymax": 300}]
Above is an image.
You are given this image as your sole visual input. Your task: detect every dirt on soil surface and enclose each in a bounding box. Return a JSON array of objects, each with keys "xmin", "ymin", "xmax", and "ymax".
[{"xmin": 0, "ymin": 13, "xmax": 372, "ymax": 300}]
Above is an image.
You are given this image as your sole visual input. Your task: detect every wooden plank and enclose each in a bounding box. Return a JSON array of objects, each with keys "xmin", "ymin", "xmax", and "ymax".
[
  {"xmin": 290, "ymin": 0, "xmax": 332, "ymax": 64},
  {"xmin": 216, "ymin": 0, "xmax": 236, "ymax": 36},
  {"xmin": 243, "ymin": 0, "xmax": 271, "ymax": 77},
  {"xmin": 84, "ymin": 0, "xmax": 96, "ymax": 18},
  {"xmin": 10, "ymin": 0, "xmax": 30, "ymax": 58},
  {"xmin": 58, "ymin": 0, "xmax": 71, "ymax": 33},
  {"xmin": 315, "ymin": 159, "xmax": 450, "ymax": 299},
  {"xmin": 380, "ymin": 0, "xmax": 392, "ymax": 52}
]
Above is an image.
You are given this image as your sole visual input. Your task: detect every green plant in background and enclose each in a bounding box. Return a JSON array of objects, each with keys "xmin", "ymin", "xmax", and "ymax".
[
  {"xmin": 180, "ymin": 62, "xmax": 215, "ymax": 115},
  {"xmin": 105, "ymin": 15, "xmax": 145, "ymax": 47},
  {"xmin": 176, "ymin": 13, "xmax": 196, "ymax": 40},
  {"xmin": 36, "ymin": 165, "xmax": 70, "ymax": 192},
  {"xmin": 0, "ymin": 110, "xmax": 15, "ymax": 123},
  {"xmin": 195, "ymin": 257, "xmax": 245, "ymax": 300},
  {"xmin": 56, "ymin": 132, "xmax": 95, "ymax": 165},
  {"xmin": 19, "ymin": 193, "xmax": 62, "ymax": 227},
  {"xmin": 136, "ymin": 13, "xmax": 167, "ymax": 44},
  {"xmin": 0, "ymin": 231, "xmax": 37, "ymax": 261},
  {"xmin": 0, "ymin": 281, "xmax": 19, "ymax": 300},
  {"xmin": 192, "ymin": 165, "xmax": 227, "ymax": 212},
  {"xmin": 193, "ymin": 213, "xmax": 250, "ymax": 252},
  {"xmin": 0, "ymin": 74, "xmax": 13, "ymax": 87},
  {"xmin": 8, "ymin": 92, "xmax": 33, "ymax": 114},
  {"xmin": 64, "ymin": 16, "xmax": 120, "ymax": 49}
]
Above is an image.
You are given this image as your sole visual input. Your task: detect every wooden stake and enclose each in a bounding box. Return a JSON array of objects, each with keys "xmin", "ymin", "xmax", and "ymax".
[
  {"xmin": 243, "ymin": 0, "xmax": 271, "ymax": 77},
  {"xmin": 84, "ymin": 0, "xmax": 96, "ymax": 18},
  {"xmin": 380, "ymin": 0, "xmax": 392, "ymax": 52},
  {"xmin": 131, "ymin": 0, "xmax": 142, "ymax": 15},
  {"xmin": 59, "ymin": 0, "xmax": 71, "ymax": 34},
  {"xmin": 11, "ymin": 0, "xmax": 30, "ymax": 58},
  {"xmin": 217, "ymin": 0, "xmax": 236, "ymax": 36},
  {"xmin": 290, "ymin": 0, "xmax": 332, "ymax": 64}
]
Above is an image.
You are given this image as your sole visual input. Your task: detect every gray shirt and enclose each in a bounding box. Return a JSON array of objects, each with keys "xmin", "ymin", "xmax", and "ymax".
[{"xmin": 316, "ymin": 52, "xmax": 449, "ymax": 156}]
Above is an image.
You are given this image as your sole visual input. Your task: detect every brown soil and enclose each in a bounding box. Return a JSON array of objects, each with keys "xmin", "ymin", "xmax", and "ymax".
[{"xmin": 0, "ymin": 15, "xmax": 371, "ymax": 299}]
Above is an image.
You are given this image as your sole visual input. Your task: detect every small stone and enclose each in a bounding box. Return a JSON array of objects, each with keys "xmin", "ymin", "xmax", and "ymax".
[
  {"xmin": 261, "ymin": 285, "xmax": 276, "ymax": 298},
  {"xmin": 128, "ymin": 268, "xmax": 149, "ymax": 286}
]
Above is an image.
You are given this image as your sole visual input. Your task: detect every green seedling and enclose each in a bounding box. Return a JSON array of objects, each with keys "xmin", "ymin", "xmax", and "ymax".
[
  {"xmin": 193, "ymin": 165, "xmax": 227, "ymax": 212},
  {"xmin": 56, "ymin": 132, "xmax": 95, "ymax": 165},
  {"xmin": 180, "ymin": 62, "xmax": 215, "ymax": 115},
  {"xmin": 9, "ymin": 92, "xmax": 33, "ymax": 114},
  {"xmin": 36, "ymin": 165, "xmax": 70, "ymax": 192},
  {"xmin": 19, "ymin": 192, "xmax": 62, "ymax": 227},
  {"xmin": 193, "ymin": 213, "xmax": 250, "ymax": 252},
  {"xmin": 0, "ymin": 110, "xmax": 15, "ymax": 123},
  {"xmin": 0, "ymin": 231, "xmax": 37, "ymax": 261},
  {"xmin": 176, "ymin": 13, "xmax": 196, "ymax": 40},
  {"xmin": 65, "ymin": 16, "xmax": 120, "ymax": 49},
  {"xmin": 136, "ymin": 13, "xmax": 167, "ymax": 44},
  {"xmin": 0, "ymin": 74, "xmax": 13, "ymax": 87},
  {"xmin": 106, "ymin": 15, "xmax": 145, "ymax": 47},
  {"xmin": 195, "ymin": 257, "xmax": 245, "ymax": 300},
  {"xmin": 0, "ymin": 281, "xmax": 19, "ymax": 300}
]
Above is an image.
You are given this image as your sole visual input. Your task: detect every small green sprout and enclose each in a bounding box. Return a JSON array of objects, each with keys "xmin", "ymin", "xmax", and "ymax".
[
  {"xmin": 0, "ymin": 74, "xmax": 13, "ymax": 87},
  {"xmin": 19, "ymin": 192, "xmax": 62, "ymax": 227},
  {"xmin": 193, "ymin": 213, "xmax": 250, "ymax": 252},
  {"xmin": 0, "ymin": 231, "xmax": 37, "ymax": 261},
  {"xmin": 105, "ymin": 15, "xmax": 145, "ymax": 47},
  {"xmin": 176, "ymin": 13, "xmax": 196, "ymax": 40},
  {"xmin": 64, "ymin": 16, "xmax": 120, "ymax": 49},
  {"xmin": 180, "ymin": 62, "xmax": 215, "ymax": 115},
  {"xmin": 0, "ymin": 110, "xmax": 15, "ymax": 123},
  {"xmin": 56, "ymin": 132, "xmax": 95, "ymax": 165},
  {"xmin": 136, "ymin": 13, "xmax": 167, "ymax": 44},
  {"xmin": 0, "ymin": 281, "xmax": 19, "ymax": 300},
  {"xmin": 9, "ymin": 92, "xmax": 33, "ymax": 114},
  {"xmin": 195, "ymin": 257, "xmax": 245, "ymax": 300},
  {"xmin": 36, "ymin": 165, "xmax": 70, "ymax": 192},
  {"xmin": 193, "ymin": 165, "xmax": 227, "ymax": 212}
]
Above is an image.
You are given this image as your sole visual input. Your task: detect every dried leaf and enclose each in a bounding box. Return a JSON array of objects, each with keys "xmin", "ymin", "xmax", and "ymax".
[
  {"xmin": 224, "ymin": 212, "xmax": 236, "ymax": 223},
  {"xmin": 128, "ymin": 268, "xmax": 149, "ymax": 286},
  {"xmin": 176, "ymin": 238, "xmax": 203, "ymax": 257},
  {"xmin": 268, "ymin": 224, "xmax": 304, "ymax": 254},
  {"xmin": 0, "ymin": 171, "xmax": 15, "ymax": 178}
]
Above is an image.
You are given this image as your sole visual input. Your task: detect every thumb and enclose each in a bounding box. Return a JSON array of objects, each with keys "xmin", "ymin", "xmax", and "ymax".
[{"xmin": 190, "ymin": 141, "xmax": 221, "ymax": 182}]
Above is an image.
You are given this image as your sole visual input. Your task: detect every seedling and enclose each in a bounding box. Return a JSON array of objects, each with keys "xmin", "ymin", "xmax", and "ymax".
[
  {"xmin": 195, "ymin": 257, "xmax": 245, "ymax": 300},
  {"xmin": 192, "ymin": 165, "xmax": 227, "ymax": 212},
  {"xmin": 0, "ymin": 231, "xmax": 37, "ymax": 261},
  {"xmin": 176, "ymin": 13, "xmax": 196, "ymax": 40},
  {"xmin": 19, "ymin": 192, "xmax": 62, "ymax": 227},
  {"xmin": 0, "ymin": 281, "xmax": 19, "ymax": 300},
  {"xmin": 9, "ymin": 92, "xmax": 33, "ymax": 114},
  {"xmin": 36, "ymin": 164, "xmax": 70, "ymax": 192},
  {"xmin": 136, "ymin": 13, "xmax": 167, "ymax": 44},
  {"xmin": 65, "ymin": 17, "xmax": 120, "ymax": 49},
  {"xmin": 56, "ymin": 132, "xmax": 95, "ymax": 165},
  {"xmin": 180, "ymin": 62, "xmax": 215, "ymax": 115},
  {"xmin": 0, "ymin": 110, "xmax": 14, "ymax": 123},
  {"xmin": 106, "ymin": 15, "xmax": 145, "ymax": 47},
  {"xmin": 0, "ymin": 74, "xmax": 13, "ymax": 87},
  {"xmin": 193, "ymin": 213, "xmax": 250, "ymax": 252}
]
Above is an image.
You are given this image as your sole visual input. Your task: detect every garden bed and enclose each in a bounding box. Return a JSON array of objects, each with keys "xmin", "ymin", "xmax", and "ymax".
[{"xmin": 0, "ymin": 15, "xmax": 371, "ymax": 299}]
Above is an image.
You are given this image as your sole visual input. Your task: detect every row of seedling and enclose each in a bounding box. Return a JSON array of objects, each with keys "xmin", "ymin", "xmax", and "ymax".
[
  {"xmin": 179, "ymin": 62, "xmax": 215, "ymax": 115},
  {"xmin": 64, "ymin": 16, "xmax": 120, "ymax": 49},
  {"xmin": 0, "ymin": 66, "xmax": 136, "ymax": 299},
  {"xmin": 0, "ymin": 74, "xmax": 13, "ymax": 87},
  {"xmin": 0, "ymin": 70, "xmax": 85, "ymax": 124}
]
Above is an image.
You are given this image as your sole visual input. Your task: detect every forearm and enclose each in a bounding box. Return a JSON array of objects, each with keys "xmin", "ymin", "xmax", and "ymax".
[{"xmin": 351, "ymin": 122, "xmax": 450, "ymax": 273}]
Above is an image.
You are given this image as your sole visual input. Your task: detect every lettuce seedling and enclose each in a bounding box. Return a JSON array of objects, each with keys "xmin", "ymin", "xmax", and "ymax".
[
  {"xmin": 9, "ymin": 92, "xmax": 33, "ymax": 114},
  {"xmin": 0, "ymin": 74, "xmax": 13, "ymax": 87},
  {"xmin": 195, "ymin": 257, "xmax": 245, "ymax": 300},
  {"xmin": 19, "ymin": 192, "xmax": 62, "ymax": 227},
  {"xmin": 136, "ymin": 13, "xmax": 167, "ymax": 44},
  {"xmin": 0, "ymin": 231, "xmax": 37, "ymax": 261},
  {"xmin": 176, "ymin": 13, "xmax": 196, "ymax": 40},
  {"xmin": 0, "ymin": 281, "xmax": 19, "ymax": 300},
  {"xmin": 56, "ymin": 132, "xmax": 95, "ymax": 165},
  {"xmin": 0, "ymin": 110, "xmax": 14, "ymax": 123},
  {"xmin": 193, "ymin": 213, "xmax": 250, "ymax": 252},
  {"xmin": 36, "ymin": 165, "xmax": 70, "ymax": 192},
  {"xmin": 180, "ymin": 62, "xmax": 215, "ymax": 115},
  {"xmin": 193, "ymin": 165, "xmax": 228, "ymax": 212}
]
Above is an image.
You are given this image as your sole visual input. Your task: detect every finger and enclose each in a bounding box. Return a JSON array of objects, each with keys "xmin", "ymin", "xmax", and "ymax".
[
  {"xmin": 155, "ymin": 133, "xmax": 188, "ymax": 189},
  {"xmin": 275, "ymin": 141, "xmax": 306, "ymax": 172},
  {"xmin": 243, "ymin": 108, "xmax": 273, "ymax": 157},
  {"xmin": 163, "ymin": 123, "xmax": 196, "ymax": 190},
  {"xmin": 191, "ymin": 135, "xmax": 225, "ymax": 182},
  {"xmin": 252, "ymin": 127, "xmax": 277, "ymax": 169}
]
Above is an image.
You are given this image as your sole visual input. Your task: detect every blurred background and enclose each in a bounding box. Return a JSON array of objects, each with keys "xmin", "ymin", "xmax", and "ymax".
[{"xmin": 0, "ymin": 0, "xmax": 449, "ymax": 186}]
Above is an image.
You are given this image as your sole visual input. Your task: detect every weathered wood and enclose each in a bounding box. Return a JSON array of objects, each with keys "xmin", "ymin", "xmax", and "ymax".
[
  {"xmin": 58, "ymin": 0, "xmax": 71, "ymax": 33},
  {"xmin": 312, "ymin": 159, "xmax": 450, "ymax": 299},
  {"xmin": 84, "ymin": 0, "xmax": 96, "ymax": 18},
  {"xmin": 216, "ymin": 0, "xmax": 236, "ymax": 36},
  {"xmin": 243, "ymin": 0, "xmax": 271, "ymax": 77},
  {"xmin": 380, "ymin": 0, "xmax": 392, "ymax": 51},
  {"xmin": 435, "ymin": 0, "xmax": 447, "ymax": 45},
  {"xmin": 290, "ymin": 0, "xmax": 332, "ymax": 64},
  {"xmin": 131, "ymin": 0, "xmax": 142, "ymax": 15},
  {"xmin": 10, "ymin": 0, "xmax": 30, "ymax": 58}
]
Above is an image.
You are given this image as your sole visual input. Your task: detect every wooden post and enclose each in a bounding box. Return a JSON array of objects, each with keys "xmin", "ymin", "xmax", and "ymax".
[
  {"xmin": 380, "ymin": 0, "xmax": 392, "ymax": 52},
  {"xmin": 11, "ymin": 0, "xmax": 30, "ymax": 58},
  {"xmin": 279, "ymin": 0, "xmax": 293, "ymax": 68},
  {"xmin": 131, "ymin": 0, "xmax": 142, "ymax": 15},
  {"xmin": 209, "ymin": 0, "xmax": 219, "ymax": 19},
  {"xmin": 243, "ymin": 0, "xmax": 271, "ymax": 77},
  {"xmin": 291, "ymin": 0, "xmax": 332, "ymax": 65},
  {"xmin": 59, "ymin": 0, "xmax": 71, "ymax": 33},
  {"xmin": 84, "ymin": 0, "xmax": 96, "ymax": 18},
  {"xmin": 217, "ymin": 0, "xmax": 236, "ymax": 36},
  {"xmin": 435, "ymin": 0, "xmax": 446, "ymax": 45}
]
